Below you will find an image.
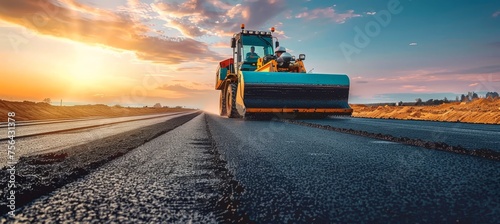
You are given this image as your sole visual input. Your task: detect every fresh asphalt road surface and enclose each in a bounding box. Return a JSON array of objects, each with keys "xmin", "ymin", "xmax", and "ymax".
[
  {"xmin": 6, "ymin": 113, "xmax": 500, "ymax": 223},
  {"xmin": 206, "ymin": 114, "xmax": 499, "ymax": 223},
  {"xmin": 305, "ymin": 117, "xmax": 500, "ymax": 151},
  {"xmin": 0, "ymin": 112, "xmax": 197, "ymax": 168}
]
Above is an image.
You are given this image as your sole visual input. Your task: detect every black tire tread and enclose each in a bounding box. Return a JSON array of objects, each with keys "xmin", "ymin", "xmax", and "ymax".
[
  {"xmin": 219, "ymin": 90, "xmax": 227, "ymax": 116},
  {"xmin": 227, "ymin": 82, "xmax": 240, "ymax": 118}
]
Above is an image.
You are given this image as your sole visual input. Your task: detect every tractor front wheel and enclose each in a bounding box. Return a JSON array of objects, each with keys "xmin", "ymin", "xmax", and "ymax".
[
  {"xmin": 219, "ymin": 90, "xmax": 227, "ymax": 116},
  {"xmin": 226, "ymin": 82, "xmax": 240, "ymax": 118}
]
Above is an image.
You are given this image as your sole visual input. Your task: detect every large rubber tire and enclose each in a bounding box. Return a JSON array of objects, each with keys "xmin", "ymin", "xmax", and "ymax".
[
  {"xmin": 219, "ymin": 90, "xmax": 227, "ymax": 116},
  {"xmin": 226, "ymin": 82, "xmax": 241, "ymax": 118}
]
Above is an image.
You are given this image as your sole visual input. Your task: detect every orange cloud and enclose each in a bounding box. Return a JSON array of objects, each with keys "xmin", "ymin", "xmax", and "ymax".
[
  {"xmin": 211, "ymin": 41, "xmax": 229, "ymax": 48},
  {"xmin": 168, "ymin": 19, "xmax": 206, "ymax": 37},
  {"xmin": 0, "ymin": 0, "xmax": 222, "ymax": 64}
]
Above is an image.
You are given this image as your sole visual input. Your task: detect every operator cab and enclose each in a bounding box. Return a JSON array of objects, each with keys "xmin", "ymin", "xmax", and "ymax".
[
  {"xmin": 241, "ymin": 44, "xmax": 273, "ymax": 71},
  {"xmin": 231, "ymin": 24, "xmax": 274, "ymax": 72}
]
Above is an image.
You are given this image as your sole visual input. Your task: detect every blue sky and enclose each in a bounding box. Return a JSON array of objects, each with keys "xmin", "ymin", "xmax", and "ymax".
[{"xmin": 0, "ymin": 0, "xmax": 499, "ymax": 110}]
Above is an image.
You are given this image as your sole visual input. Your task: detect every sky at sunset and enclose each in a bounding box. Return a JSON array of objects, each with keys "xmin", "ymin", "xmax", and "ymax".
[{"xmin": 0, "ymin": 0, "xmax": 499, "ymax": 112}]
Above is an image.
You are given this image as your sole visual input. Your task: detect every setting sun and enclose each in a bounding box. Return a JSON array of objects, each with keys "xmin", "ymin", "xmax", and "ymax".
[{"xmin": 66, "ymin": 46, "xmax": 110, "ymax": 87}]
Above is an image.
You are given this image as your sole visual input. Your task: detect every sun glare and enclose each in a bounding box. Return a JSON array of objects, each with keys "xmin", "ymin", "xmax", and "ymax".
[
  {"xmin": 62, "ymin": 44, "xmax": 120, "ymax": 88},
  {"xmin": 70, "ymin": 56, "xmax": 106, "ymax": 85}
]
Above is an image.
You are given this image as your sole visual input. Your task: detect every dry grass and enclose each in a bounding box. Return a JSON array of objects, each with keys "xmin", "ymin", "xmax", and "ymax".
[
  {"xmin": 0, "ymin": 100, "xmax": 193, "ymax": 122},
  {"xmin": 351, "ymin": 98, "xmax": 500, "ymax": 124}
]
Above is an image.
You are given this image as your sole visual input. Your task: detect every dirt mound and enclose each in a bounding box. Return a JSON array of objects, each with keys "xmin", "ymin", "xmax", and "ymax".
[
  {"xmin": 351, "ymin": 98, "xmax": 500, "ymax": 124},
  {"xmin": 0, "ymin": 100, "xmax": 192, "ymax": 122}
]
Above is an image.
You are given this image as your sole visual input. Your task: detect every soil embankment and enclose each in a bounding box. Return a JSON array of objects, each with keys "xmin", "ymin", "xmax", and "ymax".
[
  {"xmin": 351, "ymin": 98, "xmax": 500, "ymax": 124},
  {"xmin": 0, "ymin": 100, "xmax": 192, "ymax": 121}
]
